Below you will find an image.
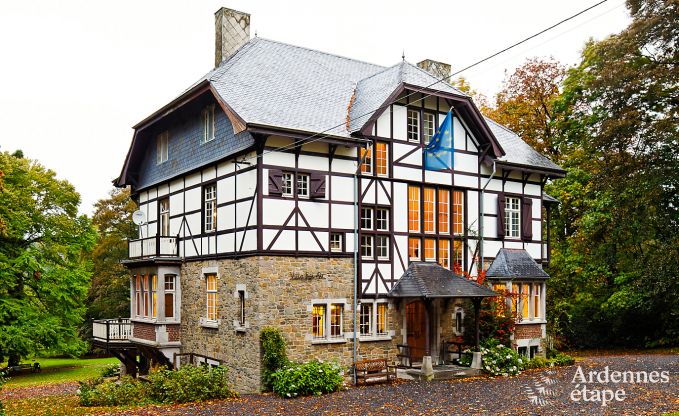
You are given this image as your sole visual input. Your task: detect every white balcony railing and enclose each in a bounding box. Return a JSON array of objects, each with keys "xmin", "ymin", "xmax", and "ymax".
[
  {"xmin": 92, "ymin": 318, "xmax": 132, "ymax": 343},
  {"xmin": 128, "ymin": 236, "xmax": 178, "ymax": 259}
]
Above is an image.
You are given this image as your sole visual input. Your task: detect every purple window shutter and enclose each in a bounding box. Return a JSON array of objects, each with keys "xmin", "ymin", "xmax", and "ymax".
[
  {"xmin": 497, "ymin": 194, "xmax": 506, "ymax": 239},
  {"xmin": 268, "ymin": 169, "xmax": 283, "ymax": 196},
  {"xmin": 310, "ymin": 172, "xmax": 326, "ymax": 199},
  {"xmin": 522, "ymin": 198, "xmax": 533, "ymax": 241}
]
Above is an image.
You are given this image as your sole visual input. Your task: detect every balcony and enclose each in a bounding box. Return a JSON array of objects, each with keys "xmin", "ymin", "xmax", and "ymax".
[
  {"xmin": 128, "ymin": 236, "xmax": 178, "ymax": 259},
  {"xmin": 92, "ymin": 318, "xmax": 133, "ymax": 348}
]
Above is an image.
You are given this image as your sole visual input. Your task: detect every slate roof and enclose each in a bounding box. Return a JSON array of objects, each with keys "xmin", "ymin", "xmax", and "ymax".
[
  {"xmin": 388, "ymin": 262, "xmax": 498, "ymax": 298},
  {"xmin": 486, "ymin": 249, "xmax": 550, "ymax": 280},
  {"xmin": 484, "ymin": 117, "xmax": 563, "ymax": 173},
  {"xmin": 543, "ymin": 192, "xmax": 560, "ymax": 204}
]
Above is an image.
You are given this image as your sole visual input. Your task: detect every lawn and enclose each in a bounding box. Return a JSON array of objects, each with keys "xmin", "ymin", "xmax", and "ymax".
[{"xmin": 3, "ymin": 357, "xmax": 118, "ymax": 388}]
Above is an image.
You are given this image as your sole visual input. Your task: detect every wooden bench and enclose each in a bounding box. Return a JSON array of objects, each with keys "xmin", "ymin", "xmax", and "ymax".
[
  {"xmin": 354, "ymin": 359, "xmax": 396, "ymax": 385},
  {"xmin": 3, "ymin": 362, "xmax": 40, "ymax": 374}
]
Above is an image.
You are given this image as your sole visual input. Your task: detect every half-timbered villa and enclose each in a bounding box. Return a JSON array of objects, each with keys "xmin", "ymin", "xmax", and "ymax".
[{"xmin": 93, "ymin": 7, "xmax": 564, "ymax": 392}]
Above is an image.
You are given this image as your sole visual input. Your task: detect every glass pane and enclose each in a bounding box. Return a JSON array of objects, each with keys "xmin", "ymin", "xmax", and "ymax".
[
  {"xmin": 312, "ymin": 305, "xmax": 326, "ymax": 338},
  {"xmin": 165, "ymin": 293, "xmax": 174, "ymax": 319},
  {"xmin": 330, "ymin": 304, "xmax": 342, "ymax": 338}
]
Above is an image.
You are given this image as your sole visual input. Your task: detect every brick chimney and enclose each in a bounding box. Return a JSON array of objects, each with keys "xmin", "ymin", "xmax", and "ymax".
[
  {"xmin": 417, "ymin": 59, "xmax": 451, "ymax": 81},
  {"xmin": 215, "ymin": 7, "xmax": 251, "ymax": 67}
]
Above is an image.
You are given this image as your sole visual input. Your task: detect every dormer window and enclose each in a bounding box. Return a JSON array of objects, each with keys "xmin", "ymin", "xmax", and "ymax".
[
  {"xmin": 407, "ymin": 109, "xmax": 420, "ymax": 142},
  {"xmin": 201, "ymin": 105, "xmax": 215, "ymax": 143},
  {"xmin": 156, "ymin": 131, "xmax": 168, "ymax": 164}
]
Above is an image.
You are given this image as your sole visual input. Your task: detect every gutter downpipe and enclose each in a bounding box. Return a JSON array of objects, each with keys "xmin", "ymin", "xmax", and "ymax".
[
  {"xmin": 479, "ymin": 157, "xmax": 496, "ymax": 272},
  {"xmin": 353, "ymin": 145, "xmax": 370, "ymax": 385}
]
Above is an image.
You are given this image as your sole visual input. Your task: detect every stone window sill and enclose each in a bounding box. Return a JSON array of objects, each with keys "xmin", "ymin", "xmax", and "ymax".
[
  {"xmin": 516, "ymin": 320, "xmax": 547, "ymax": 325},
  {"xmin": 200, "ymin": 318, "xmax": 220, "ymax": 329},
  {"xmin": 358, "ymin": 335, "xmax": 392, "ymax": 342},
  {"xmin": 311, "ymin": 338, "xmax": 347, "ymax": 345}
]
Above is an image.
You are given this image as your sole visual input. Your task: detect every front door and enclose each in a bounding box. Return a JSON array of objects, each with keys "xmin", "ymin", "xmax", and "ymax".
[{"xmin": 406, "ymin": 300, "xmax": 426, "ymax": 362}]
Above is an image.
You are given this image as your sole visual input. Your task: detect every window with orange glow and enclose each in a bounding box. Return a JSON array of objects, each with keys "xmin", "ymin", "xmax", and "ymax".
[
  {"xmin": 360, "ymin": 145, "xmax": 372, "ymax": 174},
  {"xmin": 424, "ymin": 238, "xmax": 436, "ymax": 261},
  {"xmin": 408, "ymin": 237, "xmax": 421, "ymax": 260},
  {"xmin": 453, "ymin": 240, "xmax": 463, "ymax": 269},
  {"xmin": 438, "ymin": 239, "xmax": 450, "ymax": 269},
  {"xmin": 206, "ymin": 274, "xmax": 218, "ymax": 321},
  {"xmin": 408, "ymin": 186, "xmax": 420, "ymax": 232},
  {"xmin": 375, "ymin": 142, "xmax": 388, "ymax": 176},
  {"xmin": 521, "ymin": 284, "xmax": 530, "ymax": 319},
  {"xmin": 453, "ymin": 191, "xmax": 464, "ymax": 234},
  {"xmin": 438, "ymin": 189, "xmax": 449, "ymax": 233},
  {"xmin": 423, "ymin": 188, "xmax": 436, "ymax": 233},
  {"xmin": 533, "ymin": 284, "xmax": 541, "ymax": 319}
]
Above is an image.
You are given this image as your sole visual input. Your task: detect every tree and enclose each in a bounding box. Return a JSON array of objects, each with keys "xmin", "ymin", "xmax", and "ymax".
[
  {"xmin": 85, "ymin": 187, "xmax": 137, "ymax": 326},
  {"xmin": 486, "ymin": 58, "xmax": 566, "ymax": 161},
  {"xmin": 0, "ymin": 152, "xmax": 96, "ymax": 365},
  {"xmin": 546, "ymin": 0, "xmax": 679, "ymax": 347},
  {"xmin": 451, "ymin": 77, "xmax": 493, "ymax": 115}
]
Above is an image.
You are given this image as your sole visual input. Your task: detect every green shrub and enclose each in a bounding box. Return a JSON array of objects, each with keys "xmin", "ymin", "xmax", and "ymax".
[
  {"xmin": 523, "ymin": 356, "xmax": 550, "ymax": 370},
  {"xmin": 147, "ymin": 364, "xmax": 236, "ymax": 404},
  {"xmin": 458, "ymin": 350, "xmax": 473, "ymax": 367},
  {"xmin": 100, "ymin": 363, "xmax": 120, "ymax": 378},
  {"xmin": 78, "ymin": 365, "xmax": 236, "ymax": 407},
  {"xmin": 260, "ymin": 327, "xmax": 289, "ymax": 390},
  {"xmin": 271, "ymin": 360, "xmax": 343, "ymax": 398},
  {"xmin": 551, "ymin": 352, "xmax": 575, "ymax": 366},
  {"xmin": 480, "ymin": 339, "xmax": 524, "ymax": 376}
]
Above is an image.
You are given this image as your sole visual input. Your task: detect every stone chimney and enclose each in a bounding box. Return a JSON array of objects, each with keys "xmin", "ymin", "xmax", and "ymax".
[
  {"xmin": 215, "ymin": 7, "xmax": 251, "ymax": 67},
  {"xmin": 417, "ymin": 59, "xmax": 451, "ymax": 81}
]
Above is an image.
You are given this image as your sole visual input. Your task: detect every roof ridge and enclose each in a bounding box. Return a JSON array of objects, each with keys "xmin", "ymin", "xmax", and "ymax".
[
  {"xmin": 254, "ymin": 37, "xmax": 385, "ymax": 70},
  {"xmin": 355, "ymin": 62, "xmax": 403, "ymax": 85}
]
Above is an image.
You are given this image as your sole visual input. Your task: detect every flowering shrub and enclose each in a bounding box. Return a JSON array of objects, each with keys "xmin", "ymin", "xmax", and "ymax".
[
  {"xmin": 271, "ymin": 360, "xmax": 343, "ymax": 398},
  {"xmin": 480, "ymin": 339, "xmax": 523, "ymax": 376}
]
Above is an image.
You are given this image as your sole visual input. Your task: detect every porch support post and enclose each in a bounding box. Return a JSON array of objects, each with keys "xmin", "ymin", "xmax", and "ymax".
[
  {"xmin": 473, "ymin": 298, "xmax": 481, "ymax": 352},
  {"xmin": 424, "ymin": 298, "xmax": 431, "ymax": 356}
]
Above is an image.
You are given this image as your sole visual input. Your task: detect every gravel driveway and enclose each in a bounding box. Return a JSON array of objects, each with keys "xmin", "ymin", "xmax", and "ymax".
[{"xmin": 103, "ymin": 353, "xmax": 678, "ymax": 416}]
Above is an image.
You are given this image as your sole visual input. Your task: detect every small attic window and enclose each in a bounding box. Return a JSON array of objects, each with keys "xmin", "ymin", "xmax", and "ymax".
[
  {"xmin": 201, "ymin": 105, "xmax": 215, "ymax": 143},
  {"xmin": 156, "ymin": 131, "xmax": 168, "ymax": 164}
]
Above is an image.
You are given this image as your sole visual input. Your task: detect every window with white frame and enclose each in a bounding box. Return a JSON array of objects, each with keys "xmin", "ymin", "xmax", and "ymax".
[
  {"xmin": 375, "ymin": 142, "xmax": 388, "ymax": 176},
  {"xmin": 204, "ymin": 184, "xmax": 217, "ymax": 232},
  {"xmin": 359, "ymin": 301, "xmax": 389, "ymax": 338},
  {"xmin": 312, "ymin": 302, "xmax": 344, "ymax": 340},
  {"xmin": 360, "ymin": 144, "xmax": 372, "ymax": 175},
  {"xmin": 238, "ymin": 289, "xmax": 246, "ymax": 326},
  {"xmin": 282, "ymin": 172, "xmax": 294, "ymax": 196},
  {"xmin": 206, "ymin": 273, "xmax": 218, "ymax": 322},
  {"xmin": 361, "ymin": 235, "xmax": 373, "ymax": 258},
  {"xmin": 407, "ymin": 109, "xmax": 420, "ymax": 142},
  {"xmin": 133, "ymin": 274, "xmax": 158, "ymax": 319},
  {"xmin": 532, "ymin": 284, "xmax": 541, "ymax": 320},
  {"xmin": 156, "ymin": 131, "xmax": 168, "ymax": 164},
  {"xmin": 159, "ymin": 198, "xmax": 170, "ymax": 237},
  {"xmin": 505, "ymin": 196, "xmax": 520, "ymax": 238},
  {"xmin": 297, "ymin": 173, "xmax": 309, "ymax": 198},
  {"xmin": 329, "ymin": 233, "xmax": 342, "ymax": 252},
  {"xmin": 164, "ymin": 275, "xmax": 175, "ymax": 320},
  {"xmin": 376, "ymin": 235, "xmax": 389, "ymax": 260},
  {"xmin": 361, "ymin": 207, "xmax": 373, "ymax": 230},
  {"xmin": 408, "ymin": 237, "xmax": 421, "ymax": 260},
  {"xmin": 423, "ymin": 112, "xmax": 436, "ymax": 144},
  {"xmin": 375, "ymin": 208, "xmax": 388, "ymax": 231},
  {"xmin": 201, "ymin": 105, "xmax": 215, "ymax": 143}
]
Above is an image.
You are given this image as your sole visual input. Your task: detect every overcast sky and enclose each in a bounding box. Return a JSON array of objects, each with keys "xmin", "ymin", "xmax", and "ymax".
[{"xmin": 0, "ymin": 0, "xmax": 630, "ymax": 214}]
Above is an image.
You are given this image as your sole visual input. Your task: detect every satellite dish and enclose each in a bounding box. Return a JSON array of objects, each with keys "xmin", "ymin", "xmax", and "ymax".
[{"xmin": 132, "ymin": 210, "xmax": 146, "ymax": 225}]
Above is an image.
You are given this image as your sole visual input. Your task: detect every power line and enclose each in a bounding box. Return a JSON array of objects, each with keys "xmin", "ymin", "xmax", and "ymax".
[{"xmin": 234, "ymin": 0, "xmax": 610, "ymax": 163}]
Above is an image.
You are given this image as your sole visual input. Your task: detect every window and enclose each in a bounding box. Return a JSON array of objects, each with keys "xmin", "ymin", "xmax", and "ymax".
[
  {"xmin": 312, "ymin": 304, "xmax": 326, "ymax": 338},
  {"xmin": 141, "ymin": 274, "xmax": 149, "ymax": 317},
  {"xmin": 375, "ymin": 208, "xmax": 389, "ymax": 231},
  {"xmin": 423, "ymin": 187, "xmax": 436, "ymax": 233},
  {"xmin": 238, "ymin": 290, "xmax": 246, "ymax": 326},
  {"xmin": 312, "ymin": 303, "xmax": 344, "ymax": 340},
  {"xmin": 359, "ymin": 301, "xmax": 389, "ymax": 338},
  {"xmin": 361, "ymin": 235, "xmax": 373, "ymax": 258},
  {"xmin": 156, "ymin": 131, "xmax": 168, "ymax": 164},
  {"xmin": 204, "ymin": 185, "xmax": 217, "ymax": 232},
  {"xmin": 453, "ymin": 191, "xmax": 464, "ymax": 235},
  {"xmin": 206, "ymin": 274, "xmax": 218, "ymax": 321},
  {"xmin": 359, "ymin": 303, "xmax": 372, "ymax": 336},
  {"xmin": 376, "ymin": 235, "xmax": 389, "ymax": 259},
  {"xmin": 407, "ymin": 109, "xmax": 420, "ymax": 142},
  {"xmin": 438, "ymin": 189, "xmax": 449, "ymax": 234},
  {"xmin": 282, "ymin": 172, "xmax": 294, "ymax": 196},
  {"xmin": 330, "ymin": 233, "xmax": 342, "ymax": 252},
  {"xmin": 533, "ymin": 284, "xmax": 541, "ymax": 320},
  {"xmin": 297, "ymin": 173, "xmax": 309, "ymax": 198},
  {"xmin": 151, "ymin": 274, "xmax": 157, "ymax": 318},
  {"xmin": 375, "ymin": 142, "xmax": 388, "ymax": 176},
  {"xmin": 455, "ymin": 308, "xmax": 464, "ymax": 335},
  {"xmin": 164, "ymin": 275, "xmax": 175, "ymax": 319},
  {"xmin": 159, "ymin": 198, "xmax": 170, "ymax": 237},
  {"xmin": 360, "ymin": 145, "xmax": 372, "ymax": 174},
  {"xmin": 408, "ymin": 186, "xmax": 420, "ymax": 232},
  {"xmin": 423, "ymin": 112, "xmax": 436, "ymax": 144},
  {"xmin": 201, "ymin": 105, "xmax": 215, "ymax": 143},
  {"xmin": 453, "ymin": 240, "xmax": 463, "ymax": 269},
  {"xmin": 521, "ymin": 284, "xmax": 530, "ymax": 320},
  {"xmin": 135, "ymin": 275, "xmax": 142, "ymax": 317},
  {"xmin": 408, "ymin": 237, "xmax": 421, "ymax": 260},
  {"xmin": 438, "ymin": 239, "xmax": 450, "ymax": 269},
  {"xmin": 361, "ymin": 207, "xmax": 373, "ymax": 230},
  {"xmin": 505, "ymin": 196, "xmax": 521, "ymax": 238},
  {"xmin": 424, "ymin": 238, "xmax": 436, "ymax": 261}
]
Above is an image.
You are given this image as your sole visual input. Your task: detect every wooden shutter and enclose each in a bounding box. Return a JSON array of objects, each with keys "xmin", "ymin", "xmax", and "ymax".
[
  {"xmin": 310, "ymin": 172, "xmax": 326, "ymax": 199},
  {"xmin": 268, "ymin": 169, "xmax": 283, "ymax": 196},
  {"xmin": 496, "ymin": 193, "xmax": 506, "ymax": 239},
  {"xmin": 522, "ymin": 198, "xmax": 533, "ymax": 241}
]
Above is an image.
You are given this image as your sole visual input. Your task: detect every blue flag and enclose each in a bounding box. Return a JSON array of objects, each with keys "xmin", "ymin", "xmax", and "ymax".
[{"xmin": 423, "ymin": 111, "xmax": 454, "ymax": 170}]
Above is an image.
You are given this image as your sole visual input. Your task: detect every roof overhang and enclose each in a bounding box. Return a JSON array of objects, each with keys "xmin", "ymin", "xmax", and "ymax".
[{"xmin": 496, "ymin": 160, "xmax": 566, "ymax": 179}]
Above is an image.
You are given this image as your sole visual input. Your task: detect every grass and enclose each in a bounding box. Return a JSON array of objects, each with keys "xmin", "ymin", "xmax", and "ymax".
[{"xmin": 4, "ymin": 357, "xmax": 118, "ymax": 388}]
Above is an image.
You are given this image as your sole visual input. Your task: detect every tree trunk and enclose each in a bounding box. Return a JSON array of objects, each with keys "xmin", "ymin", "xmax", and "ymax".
[{"xmin": 8, "ymin": 352, "xmax": 20, "ymax": 367}]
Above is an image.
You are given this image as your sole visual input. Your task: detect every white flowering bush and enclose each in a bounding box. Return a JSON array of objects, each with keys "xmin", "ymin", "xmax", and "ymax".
[
  {"xmin": 271, "ymin": 360, "xmax": 343, "ymax": 398},
  {"xmin": 480, "ymin": 339, "xmax": 523, "ymax": 376}
]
